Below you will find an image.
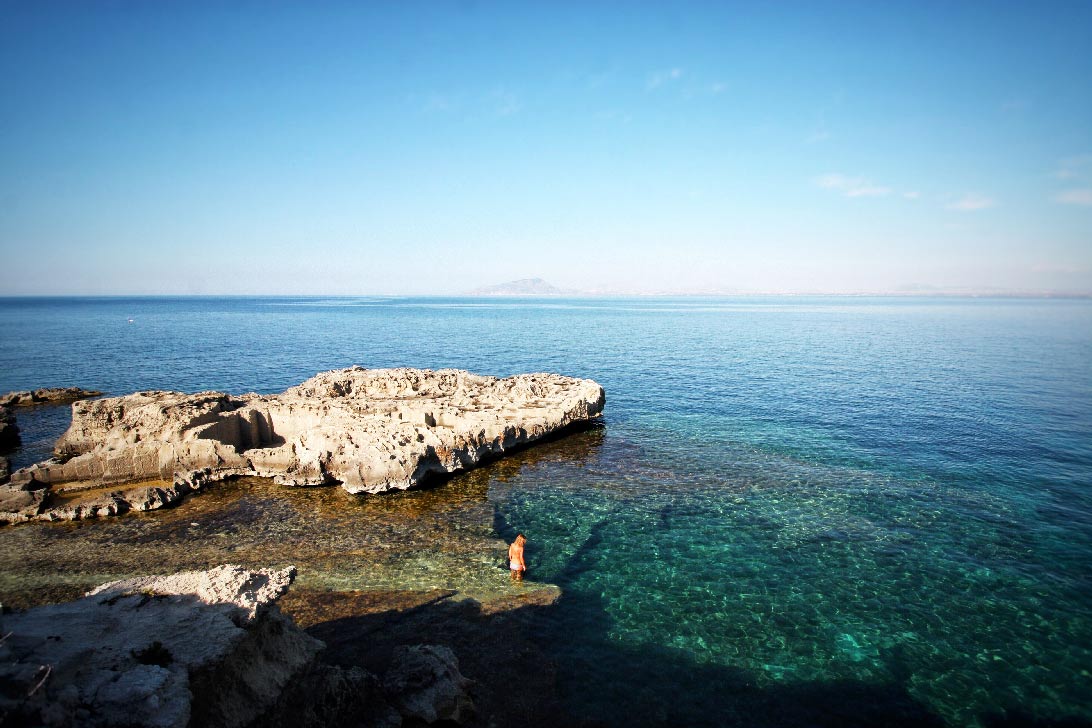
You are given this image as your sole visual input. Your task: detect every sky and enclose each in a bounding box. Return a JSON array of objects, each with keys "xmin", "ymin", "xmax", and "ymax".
[{"xmin": 1, "ymin": 1, "xmax": 1090, "ymax": 296}]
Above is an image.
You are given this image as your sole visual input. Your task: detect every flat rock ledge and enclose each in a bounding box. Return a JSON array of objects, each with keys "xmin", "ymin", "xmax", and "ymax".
[
  {"xmin": 0, "ymin": 565, "xmax": 474, "ymax": 728},
  {"xmin": 0, "ymin": 367, "xmax": 604, "ymax": 524},
  {"xmin": 0, "ymin": 387, "xmax": 103, "ymax": 409}
]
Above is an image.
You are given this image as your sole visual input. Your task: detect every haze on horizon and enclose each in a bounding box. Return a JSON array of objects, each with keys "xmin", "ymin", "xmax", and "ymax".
[{"xmin": 1, "ymin": 2, "xmax": 1090, "ymax": 297}]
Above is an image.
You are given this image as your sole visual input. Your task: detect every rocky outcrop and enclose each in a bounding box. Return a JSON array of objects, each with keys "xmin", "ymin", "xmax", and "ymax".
[
  {"xmin": 0, "ymin": 565, "xmax": 478, "ymax": 728},
  {"xmin": 0, "ymin": 387, "xmax": 102, "ymax": 408},
  {"xmin": 3, "ymin": 367, "xmax": 604, "ymax": 523},
  {"xmin": 0, "ymin": 565, "xmax": 321, "ymax": 728}
]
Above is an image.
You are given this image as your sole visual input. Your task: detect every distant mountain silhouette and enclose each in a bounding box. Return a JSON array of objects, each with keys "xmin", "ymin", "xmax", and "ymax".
[{"xmin": 469, "ymin": 278, "xmax": 569, "ymax": 295}]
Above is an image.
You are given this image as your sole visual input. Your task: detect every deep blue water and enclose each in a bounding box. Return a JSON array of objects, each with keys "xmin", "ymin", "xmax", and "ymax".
[{"xmin": 1, "ymin": 295, "xmax": 1091, "ymax": 726}]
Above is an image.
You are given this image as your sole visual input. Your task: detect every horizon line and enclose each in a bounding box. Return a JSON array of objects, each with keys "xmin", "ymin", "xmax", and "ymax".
[{"xmin": 1, "ymin": 291, "xmax": 1090, "ymax": 300}]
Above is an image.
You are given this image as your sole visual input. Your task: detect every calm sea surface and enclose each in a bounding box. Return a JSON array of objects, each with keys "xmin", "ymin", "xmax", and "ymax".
[{"xmin": 1, "ymin": 296, "xmax": 1090, "ymax": 726}]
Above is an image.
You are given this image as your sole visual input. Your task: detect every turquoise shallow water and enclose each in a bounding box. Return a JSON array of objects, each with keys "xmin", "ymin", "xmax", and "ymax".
[{"xmin": 1, "ymin": 296, "xmax": 1090, "ymax": 726}]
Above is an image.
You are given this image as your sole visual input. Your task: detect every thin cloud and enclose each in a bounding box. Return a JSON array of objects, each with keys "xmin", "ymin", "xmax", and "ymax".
[
  {"xmin": 1056, "ymin": 188, "xmax": 1092, "ymax": 206},
  {"xmin": 947, "ymin": 194, "xmax": 996, "ymax": 211},
  {"xmin": 805, "ymin": 129, "xmax": 831, "ymax": 144},
  {"xmin": 815, "ymin": 173, "xmax": 891, "ymax": 198},
  {"xmin": 646, "ymin": 68, "xmax": 683, "ymax": 91},
  {"xmin": 846, "ymin": 184, "xmax": 892, "ymax": 198},
  {"xmin": 903, "ymin": 191, "xmax": 921, "ymax": 200},
  {"xmin": 1055, "ymin": 155, "xmax": 1092, "ymax": 180}
]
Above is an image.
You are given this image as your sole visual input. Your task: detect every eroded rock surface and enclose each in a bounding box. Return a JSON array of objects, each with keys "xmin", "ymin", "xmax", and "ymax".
[
  {"xmin": 89, "ymin": 563, "xmax": 298, "ymax": 621},
  {"xmin": 0, "ymin": 563, "xmax": 483, "ymax": 728},
  {"xmin": 0, "ymin": 565, "xmax": 320, "ymax": 728},
  {"xmin": 3, "ymin": 367, "xmax": 604, "ymax": 523}
]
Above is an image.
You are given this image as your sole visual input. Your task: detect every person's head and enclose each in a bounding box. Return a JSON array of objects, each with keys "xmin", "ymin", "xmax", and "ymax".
[{"xmin": 514, "ymin": 533, "xmax": 526, "ymax": 546}]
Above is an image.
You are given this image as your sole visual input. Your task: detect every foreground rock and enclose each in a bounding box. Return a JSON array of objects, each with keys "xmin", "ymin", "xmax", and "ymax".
[
  {"xmin": 0, "ymin": 565, "xmax": 477, "ymax": 728},
  {"xmin": 3, "ymin": 367, "xmax": 604, "ymax": 523},
  {"xmin": 0, "ymin": 565, "xmax": 320, "ymax": 728}
]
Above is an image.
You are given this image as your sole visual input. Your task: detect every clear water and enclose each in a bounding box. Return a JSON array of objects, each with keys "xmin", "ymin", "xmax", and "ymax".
[{"xmin": 1, "ymin": 296, "xmax": 1090, "ymax": 726}]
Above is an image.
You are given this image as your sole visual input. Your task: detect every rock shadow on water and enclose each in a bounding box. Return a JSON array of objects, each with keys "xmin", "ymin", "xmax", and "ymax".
[
  {"xmin": 533, "ymin": 530, "xmax": 1091, "ymax": 728},
  {"xmin": 286, "ymin": 587, "xmax": 572, "ymax": 728},
  {"xmin": 286, "ymin": 582, "xmax": 951, "ymax": 728},
  {"xmin": 508, "ymin": 506, "xmax": 946, "ymax": 727},
  {"xmin": 981, "ymin": 712, "xmax": 1092, "ymax": 728},
  {"xmin": 286, "ymin": 506, "xmax": 950, "ymax": 728}
]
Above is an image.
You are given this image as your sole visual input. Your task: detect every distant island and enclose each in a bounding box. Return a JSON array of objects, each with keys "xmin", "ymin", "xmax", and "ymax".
[
  {"xmin": 468, "ymin": 278, "xmax": 571, "ymax": 295},
  {"xmin": 463, "ymin": 280, "xmax": 1092, "ymax": 298}
]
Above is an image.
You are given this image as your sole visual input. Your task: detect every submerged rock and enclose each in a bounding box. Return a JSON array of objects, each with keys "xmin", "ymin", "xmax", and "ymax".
[
  {"xmin": 384, "ymin": 644, "xmax": 476, "ymax": 724},
  {"xmin": 0, "ymin": 565, "xmax": 321, "ymax": 728},
  {"xmin": 264, "ymin": 664, "xmax": 401, "ymax": 728},
  {"xmin": 4, "ymin": 367, "xmax": 604, "ymax": 523}
]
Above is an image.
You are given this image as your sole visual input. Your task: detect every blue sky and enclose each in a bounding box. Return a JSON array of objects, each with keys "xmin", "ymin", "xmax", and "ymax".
[{"xmin": 1, "ymin": 1, "xmax": 1090, "ymax": 295}]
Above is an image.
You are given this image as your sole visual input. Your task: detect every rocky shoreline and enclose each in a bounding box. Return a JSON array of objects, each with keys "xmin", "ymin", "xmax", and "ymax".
[
  {"xmin": 0, "ymin": 369, "xmax": 605, "ymax": 726},
  {"xmin": 0, "ymin": 565, "xmax": 481, "ymax": 727},
  {"xmin": 0, "ymin": 368, "xmax": 604, "ymax": 525}
]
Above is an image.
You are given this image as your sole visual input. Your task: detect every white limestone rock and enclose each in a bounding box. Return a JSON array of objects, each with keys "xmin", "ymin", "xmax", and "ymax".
[
  {"xmin": 0, "ymin": 565, "xmax": 320, "ymax": 728},
  {"xmin": 6, "ymin": 367, "xmax": 604, "ymax": 521},
  {"xmin": 89, "ymin": 564, "xmax": 298, "ymax": 621}
]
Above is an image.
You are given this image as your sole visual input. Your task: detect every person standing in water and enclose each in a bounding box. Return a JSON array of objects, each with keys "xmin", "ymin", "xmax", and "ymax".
[{"xmin": 508, "ymin": 534, "xmax": 527, "ymax": 580}]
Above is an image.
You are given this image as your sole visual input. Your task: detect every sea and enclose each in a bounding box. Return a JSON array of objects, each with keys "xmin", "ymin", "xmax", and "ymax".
[{"xmin": 1, "ymin": 295, "xmax": 1090, "ymax": 727}]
